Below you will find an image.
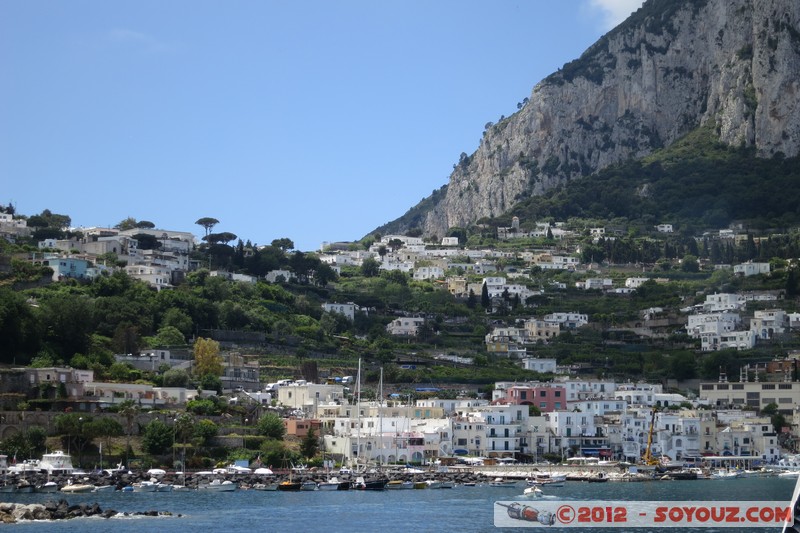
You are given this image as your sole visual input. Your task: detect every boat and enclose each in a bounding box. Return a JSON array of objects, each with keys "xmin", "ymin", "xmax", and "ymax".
[
  {"xmin": 413, "ymin": 481, "xmax": 427, "ymax": 489},
  {"xmin": 172, "ymin": 484, "xmax": 193, "ymax": 492},
  {"xmin": 15, "ymin": 480, "xmax": 34, "ymax": 493},
  {"xmin": 425, "ymin": 480, "xmax": 443, "ymax": 489},
  {"xmin": 0, "ymin": 484, "xmax": 15, "ymax": 493},
  {"xmin": 710, "ymin": 469, "xmax": 741, "ymax": 480},
  {"xmin": 92, "ymin": 484, "xmax": 116, "ymax": 493},
  {"xmin": 198, "ymin": 479, "xmax": 238, "ymax": 492},
  {"xmin": 532, "ymin": 473, "xmax": 566, "ymax": 486},
  {"xmin": 386, "ymin": 479, "xmax": 414, "ymax": 489},
  {"xmin": 40, "ymin": 450, "xmax": 74, "ymax": 474},
  {"xmin": 155, "ymin": 482, "xmax": 174, "ymax": 492},
  {"xmin": 523, "ymin": 485, "xmax": 543, "ymax": 498},
  {"xmin": 438, "ymin": 481, "xmax": 455, "ymax": 489},
  {"xmin": 300, "ymin": 481, "xmax": 318, "ymax": 491},
  {"xmin": 353, "ymin": 476, "xmax": 388, "ymax": 491},
  {"xmin": 36, "ymin": 481, "xmax": 59, "ymax": 493},
  {"xmin": 60, "ymin": 480, "xmax": 94, "ymax": 493},
  {"xmin": 132, "ymin": 480, "xmax": 159, "ymax": 492},
  {"xmin": 318, "ymin": 477, "xmax": 350, "ymax": 491},
  {"xmin": 277, "ymin": 480, "xmax": 302, "ymax": 491},
  {"xmin": 489, "ymin": 477, "xmax": 518, "ymax": 487},
  {"xmin": 252, "ymin": 482, "xmax": 278, "ymax": 491}
]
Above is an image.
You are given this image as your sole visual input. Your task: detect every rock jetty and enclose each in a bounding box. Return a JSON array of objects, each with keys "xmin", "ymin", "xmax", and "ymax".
[{"xmin": 0, "ymin": 499, "xmax": 176, "ymax": 523}]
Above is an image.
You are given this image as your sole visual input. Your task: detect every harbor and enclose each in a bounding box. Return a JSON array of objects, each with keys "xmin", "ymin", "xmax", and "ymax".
[{"xmin": 0, "ymin": 475, "xmax": 795, "ymax": 532}]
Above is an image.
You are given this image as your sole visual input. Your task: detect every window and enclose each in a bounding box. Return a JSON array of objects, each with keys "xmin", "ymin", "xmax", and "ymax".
[
  {"xmin": 732, "ymin": 384, "xmax": 744, "ymax": 390},
  {"xmin": 540, "ymin": 391, "xmax": 546, "ymax": 397},
  {"xmin": 540, "ymin": 402, "xmax": 547, "ymax": 408},
  {"xmin": 779, "ymin": 383, "xmax": 793, "ymax": 390},
  {"xmin": 555, "ymin": 391, "xmax": 561, "ymax": 397},
  {"xmin": 762, "ymin": 384, "xmax": 776, "ymax": 390}
]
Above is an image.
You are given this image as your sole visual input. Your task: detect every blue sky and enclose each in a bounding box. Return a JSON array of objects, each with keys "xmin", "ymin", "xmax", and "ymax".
[{"xmin": 1, "ymin": 0, "xmax": 644, "ymax": 252}]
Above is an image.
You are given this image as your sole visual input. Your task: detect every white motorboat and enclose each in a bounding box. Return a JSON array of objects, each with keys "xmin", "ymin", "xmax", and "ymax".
[
  {"xmin": 132, "ymin": 480, "xmax": 159, "ymax": 492},
  {"xmin": 61, "ymin": 480, "xmax": 94, "ymax": 493},
  {"xmin": 318, "ymin": 477, "xmax": 349, "ymax": 491},
  {"xmin": 36, "ymin": 481, "xmax": 59, "ymax": 493},
  {"xmin": 92, "ymin": 484, "xmax": 116, "ymax": 493},
  {"xmin": 40, "ymin": 450, "xmax": 74, "ymax": 474},
  {"xmin": 198, "ymin": 479, "xmax": 238, "ymax": 492},
  {"xmin": 300, "ymin": 481, "xmax": 318, "ymax": 491},
  {"xmin": 489, "ymin": 477, "xmax": 518, "ymax": 487},
  {"xmin": 523, "ymin": 485, "xmax": 543, "ymax": 498}
]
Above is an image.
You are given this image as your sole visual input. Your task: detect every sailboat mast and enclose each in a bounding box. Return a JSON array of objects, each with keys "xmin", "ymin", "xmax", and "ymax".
[
  {"xmin": 378, "ymin": 367, "xmax": 383, "ymax": 468},
  {"xmin": 354, "ymin": 358, "xmax": 361, "ymax": 467}
]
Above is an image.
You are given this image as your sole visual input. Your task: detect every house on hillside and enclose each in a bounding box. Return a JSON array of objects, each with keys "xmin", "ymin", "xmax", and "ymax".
[{"xmin": 386, "ymin": 317, "xmax": 425, "ymax": 336}]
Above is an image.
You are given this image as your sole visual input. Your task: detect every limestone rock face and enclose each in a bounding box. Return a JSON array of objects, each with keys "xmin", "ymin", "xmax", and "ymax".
[{"xmin": 404, "ymin": 0, "xmax": 800, "ymax": 238}]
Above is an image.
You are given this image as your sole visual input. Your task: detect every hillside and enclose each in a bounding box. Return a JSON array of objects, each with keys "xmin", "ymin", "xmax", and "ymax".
[{"xmin": 374, "ymin": 0, "xmax": 800, "ymax": 240}]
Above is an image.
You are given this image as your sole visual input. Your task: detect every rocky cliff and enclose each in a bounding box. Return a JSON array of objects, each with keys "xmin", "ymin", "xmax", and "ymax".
[{"xmin": 383, "ymin": 0, "xmax": 800, "ymax": 239}]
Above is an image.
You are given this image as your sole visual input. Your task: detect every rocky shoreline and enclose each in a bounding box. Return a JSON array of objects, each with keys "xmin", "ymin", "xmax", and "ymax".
[
  {"xmin": 2, "ymin": 469, "xmax": 497, "ymax": 491},
  {"xmin": 0, "ymin": 499, "xmax": 176, "ymax": 523}
]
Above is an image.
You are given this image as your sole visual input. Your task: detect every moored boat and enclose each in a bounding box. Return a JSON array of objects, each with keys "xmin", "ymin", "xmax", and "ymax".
[
  {"xmin": 353, "ymin": 477, "xmax": 388, "ymax": 490},
  {"xmin": 61, "ymin": 480, "xmax": 94, "ymax": 493},
  {"xmin": 300, "ymin": 481, "xmax": 317, "ymax": 491},
  {"xmin": 198, "ymin": 479, "xmax": 238, "ymax": 492},
  {"xmin": 318, "ymin": 477, "xmax": 349, "ymax": 491},
  {"xmin": 36, "ymin": 481, "xmax": 59, "ymax": 493},
  {"xmin": 277, "ymin": 480, "xmax": 302, "ymax": 491}
]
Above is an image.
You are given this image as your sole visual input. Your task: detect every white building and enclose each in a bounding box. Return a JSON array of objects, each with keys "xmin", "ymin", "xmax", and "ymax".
[
  {"xmin": 322, "ymin": 302, "xmax": 356, "ymax": 321},
  {"xmin": 686, "ymin": 312, "xmax": 741, "ymax": 338},
  {"xmin": 386, "ymin": 317, "xmax": 425, "ymax": 336},
  {"xmin": 521, "ymin": 357, "xmax": 557, "ymax": 373},
  {"xmin": 750, "ymin": 309, "xmax": 788, "ymax": 339},
  {"xmin": 734, "ymin": 261, "xmax": 770, "ymax": 277}
]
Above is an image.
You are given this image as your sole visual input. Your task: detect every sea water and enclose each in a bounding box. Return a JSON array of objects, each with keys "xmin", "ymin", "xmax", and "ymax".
[{"xmin": 3, "ymin": 476, "xmax": 795, "ymax": 532}]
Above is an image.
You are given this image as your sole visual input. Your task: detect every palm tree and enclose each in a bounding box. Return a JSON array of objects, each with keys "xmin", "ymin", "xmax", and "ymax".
[{"xmin": 117, "ymin": 400, "xmax": 140, "ymax": 468}]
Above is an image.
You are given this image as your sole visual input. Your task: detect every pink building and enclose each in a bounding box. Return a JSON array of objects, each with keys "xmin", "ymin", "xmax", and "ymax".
[{"xmin": 492, "ymin": 384, "xmax": 566, "ymax": 412}]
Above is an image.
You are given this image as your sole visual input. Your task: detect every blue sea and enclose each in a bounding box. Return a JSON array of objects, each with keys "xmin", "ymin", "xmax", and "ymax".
[{"xmin": 3, "ymin": 476, "xmax": 796, "ymax": 532}]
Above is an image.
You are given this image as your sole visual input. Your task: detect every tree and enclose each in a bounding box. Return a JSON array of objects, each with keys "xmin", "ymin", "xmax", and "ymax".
[
  {"xmin": 300, "ymin": 426, "xmax": 319, "ymax": 459},
  {"xmin": 256, "ymin": 412, "xmax": 286, "ymax": 440},
  {"xmin": 360, "ymin": 257, "xmax": 380, "ymax": 277},
  {"xmin": 193, "ymin": 418, "xmax": 218, "ymax": 446},
  {"xmin": 205, "ymin": 232, "xmax": 238, "ymax": 246},
  {"xmin": 114, "ymin": 217, "xmax": 138, "ymax": 231},
  {"xmin": 481, "ymin": 282, "xmax": 491, "ymax": 310},
  {"xmin": 54, "ymin": 413, "xmax": 100, "ymax": 467},
  {"xmin": 271, "ymin": 238, "xmax": 295, "ymax": 252},
  {"xmin": 92, "ymin": 417, "xmax": 123, "ymax": 459},
  {"xmin": 681, "ymin": 254, "xmax": 699, "ymax": 273},
  {"xmin": 135, "ymin": 220, "xmax": 156, "ymax": 229},
  {"xmin": 162, "ymin": 368, "xmax": 190, "ymax": 387},
  {"xmin": 195, "ymin": 217, "xmax": 219, "ymax": 238},
  {"xmin": 193, "ymin": 337, "xmax": 223, "ymax": 378},
  {"xmin": 150, "ymin": 325, "xmax": 186, "ymax": 347},
  {"xmin": 141, "ymin": 419, "xmax": 174, "ymax": 455},
  {"xmin": 116, "ymin": 400, "xmax": 140, "ymax": 465},
  {"xmin": 388, "ymin": 239, "xmax": 404, "ymax": 252}
]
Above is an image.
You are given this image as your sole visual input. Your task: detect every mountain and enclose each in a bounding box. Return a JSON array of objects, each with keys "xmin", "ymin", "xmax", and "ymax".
[{"xmin": 374, "ymin": 0, "xmax": 800, "ymax": 239}]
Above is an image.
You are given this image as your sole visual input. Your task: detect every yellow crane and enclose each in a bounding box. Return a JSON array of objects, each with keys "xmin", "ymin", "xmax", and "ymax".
[{"xmin": 641, "ymin": 407, "xmax": 660, "ymax": 466}]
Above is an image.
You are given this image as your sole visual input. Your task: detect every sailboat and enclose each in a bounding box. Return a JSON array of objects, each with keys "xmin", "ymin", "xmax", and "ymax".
[
  {"xmin": 277, "ymin": 456, "xmax": 301, "ymax": 491},
  {"xmin": 350, "ymin": 359, "xmax": 387, "ymax": 491}
]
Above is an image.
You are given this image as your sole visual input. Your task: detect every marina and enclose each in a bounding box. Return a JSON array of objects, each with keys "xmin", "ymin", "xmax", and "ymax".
[{"xmin": 0, "ymin": 475, "xmax": 794, "ymax": 532}]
